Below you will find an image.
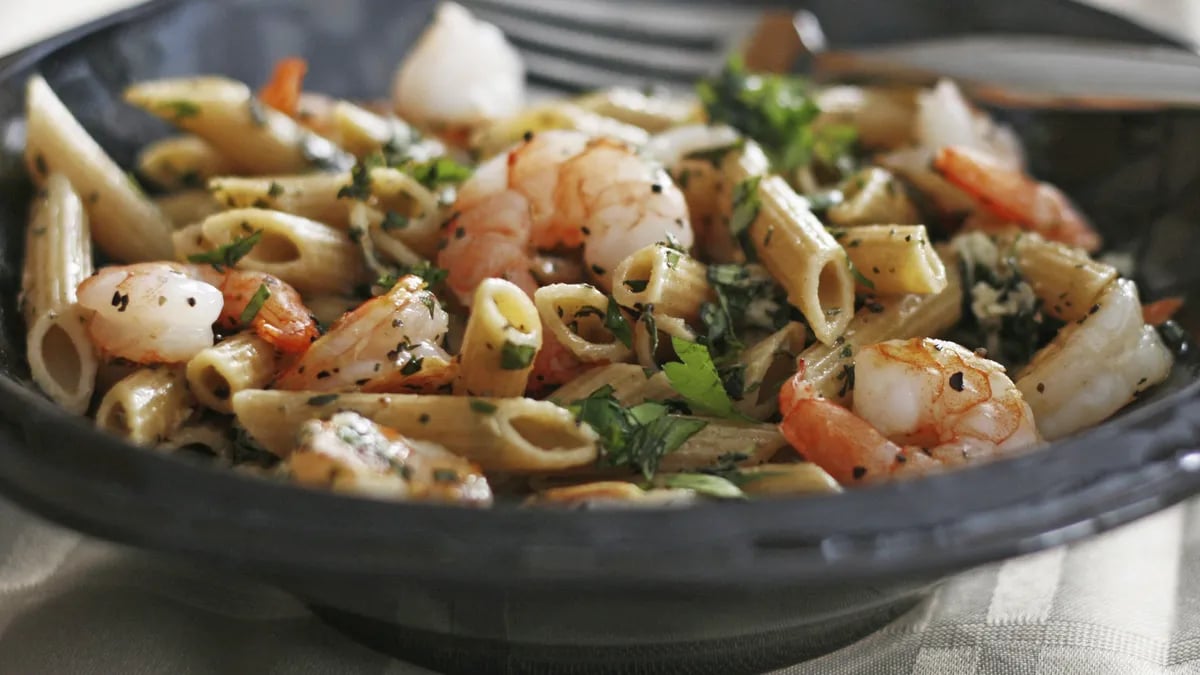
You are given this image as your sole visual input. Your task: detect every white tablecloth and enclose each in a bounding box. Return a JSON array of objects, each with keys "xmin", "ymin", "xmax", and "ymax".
[{"xmin": 3, "ymin": 1, "xmax": 1200, "ymax": 673}]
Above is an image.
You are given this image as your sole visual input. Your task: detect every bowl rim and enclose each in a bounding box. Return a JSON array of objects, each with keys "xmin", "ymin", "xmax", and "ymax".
[{"xmin": 0, "ymin": 0, "xmax": 1199, "ymax": 591}]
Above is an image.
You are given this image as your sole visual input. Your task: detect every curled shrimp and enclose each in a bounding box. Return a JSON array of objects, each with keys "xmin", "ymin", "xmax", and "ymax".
[
  {"xmin": 933, "ymin": 145, "xmax": 1101, "ymax": 252},
  {"xmin": 275, "ymin": 275, "xmax": 454, "ymax": 393},
  {"xmin": 289, "ymin": 411, "xmax": 492, "ymax": 506},
  {"xmin": 779, "ymin": 338, "xmax": 1040, "ymax": 485},
  {"xmin": 76, "ymin": 262, "xmax": 318, "ymax": 364},
  {"xmin": 440, "ymin": 129, "xmax": 693, "ymax": 303}
]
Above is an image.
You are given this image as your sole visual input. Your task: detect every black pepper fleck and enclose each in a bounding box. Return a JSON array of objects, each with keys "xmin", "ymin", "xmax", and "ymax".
[
  {"xmin": 948, "ymin": 371, "xmax": 965, "ymax": 392},
  {"xmin": 852, "ymin": 466, "xmax": 867, "ymax": 480}
]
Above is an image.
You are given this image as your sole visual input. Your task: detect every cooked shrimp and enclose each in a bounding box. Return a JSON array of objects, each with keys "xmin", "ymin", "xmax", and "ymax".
[
  {"xmin": 439, "ymin": 129, "xmax": 693, "ymax": 302},
  {"xmin": 933, "ymin": 145, "xmax": 1101, "ymax": 252},
  {"xmin": 1016, "ymin": 279, "xmax": 1173, "ymax": 440},
  {"xmin": 779, "ymin": 338, "xmax": 1040, "ymax": 484},
  {"xmin": 275, "ymin": 275, "xmax": 454, "ymax": 393},
  {"xmin": 289, "ymin": 411, "xmax": 492, "ymax": 506},
  {"xmin": 76, "ymin": 262, "xmax": 318, "ymax": 363},
  {"xmin": 527, "ymin": 328, "xmax": 591, "ymax": 395}
]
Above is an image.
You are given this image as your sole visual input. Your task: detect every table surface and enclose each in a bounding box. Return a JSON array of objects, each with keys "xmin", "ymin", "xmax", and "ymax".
[{"xmin": 2, "ymin": 1, "xmax": 1200, "ymax": 674}]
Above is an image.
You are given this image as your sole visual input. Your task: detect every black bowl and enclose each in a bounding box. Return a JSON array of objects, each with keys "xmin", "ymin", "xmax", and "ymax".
[{"xmin": 2, "ymin": 1, "xmax": 1200, "ymax": 673}]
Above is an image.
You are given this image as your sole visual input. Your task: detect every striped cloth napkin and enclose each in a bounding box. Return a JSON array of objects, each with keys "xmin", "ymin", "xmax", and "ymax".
[{"xmin": 0, "ymin": 495, "xmax": 1198, "ymax": 674}]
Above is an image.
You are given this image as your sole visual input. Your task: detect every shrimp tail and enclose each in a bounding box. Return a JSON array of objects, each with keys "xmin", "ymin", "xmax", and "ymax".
[{"xmin": 218, "ymin": 272, "xmax": 320, "ymax": 354}]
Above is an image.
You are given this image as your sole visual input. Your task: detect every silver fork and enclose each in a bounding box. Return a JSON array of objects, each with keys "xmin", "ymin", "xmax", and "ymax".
[{"xmin": 460, "ymin": 0, "xmax": 1200, "ymax": 110}]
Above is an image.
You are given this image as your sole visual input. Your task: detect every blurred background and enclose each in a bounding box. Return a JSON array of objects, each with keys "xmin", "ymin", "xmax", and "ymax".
[{"xmin": 1, "ymin": 0, "xmax": 1199, "ymax": 56}]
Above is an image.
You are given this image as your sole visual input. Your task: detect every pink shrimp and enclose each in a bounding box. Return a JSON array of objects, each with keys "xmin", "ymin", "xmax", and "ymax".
[
  {"xmin": 933, "ymin": 145, "xmax": 1101, "ymax": 252},
  {"xmin": 779, "ymin": 338, "xmax": 1040, "ymax": 485},
  {"xmin": 438, "ymin": 129, "xmax": 693, "ymax": 304},
  {"xmin": 76, "ymin": 262, "xmax": 318, "ymax": 364},
  {"xmin": 274, "ymin": 275, "xmax": 456, "ymax": 393}
]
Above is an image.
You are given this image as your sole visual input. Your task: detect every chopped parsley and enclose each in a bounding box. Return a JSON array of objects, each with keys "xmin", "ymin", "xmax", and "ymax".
[
  {"xmin": 604, "ymin": 296, "xmax": 634, "ymax": 348},
  {"xmin": 469, "ymin": 399, "xmax": 498, "ymax": 414},
  {"xmin": 306, "ymin": 393, "xmax": 340, "ymax": 406},
  {"xmin": 847, "ymin": 258, "xmax": 876, "ymax": 290},
  {"xmin": 406, "ymin": 157, "xmax": 473, "ymax": 189},
  {"xmin": 400, "ymin": 357, "xmax": 424, "ymax": 376},
  {"xmin": 699, "ymin": 263, "xmax": 792, "ymax": 364},
  {"xmin": 381, "ymin": 211, "xmax": 410, "ymax": 231},
  {"xmin": 564, "ymin": 385, "xmax": 707, "ymax": 479},
  {"xmin": 663, "ymin": 336, "xmax": 749, "ymax": 420},
  {"xmin": 187, "ymin": 229, "xmax": 262, "ymax": 270},
  {"xmin": 158, "ymin": 100, "xmax": 201, "ymax": 120},
  {"xmin": 697, "ymin": 58, "xmax": 857, "ymax": 175},
  {"xmin": 337, "ymin": 162, "xmax": 373, "ymax": 201},
  {"xmin": 374, "ymin": 260, "xmax": 449, "ymax": 291},
  {"xmin": 500, "ymin": 341, "xmax": 536, "ymax": 370},
  {"xmin": 267, "ymin": 181, "xmax": 285, "ymax": 198},
  {"xmin": 729, "ymin": 176, "xmax": 762, "ymax": 239},
  {"xmin": 238, "ymin": 283, "xmax": 271, "ymax": 324}
]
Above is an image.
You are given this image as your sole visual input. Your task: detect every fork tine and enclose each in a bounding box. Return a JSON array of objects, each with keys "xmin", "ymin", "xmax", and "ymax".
[
  {"xmin": 464, "ymin": 0, "xmax": 754, "ymax": 45},
  {"xmin": 472, "ymin": 8, "xmax": 724, "ymax": 82}
]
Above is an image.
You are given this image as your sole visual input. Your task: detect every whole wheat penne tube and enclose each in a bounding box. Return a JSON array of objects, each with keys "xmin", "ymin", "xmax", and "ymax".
[
  {"xmin": 157, "ymin": 421, "xmax": 235, "ymax": 460},
  {"xmin": 549, "ymin": 363, "xmax": 677, "ymax": 406},
  {"xmin": 22, "ymin": 173, "xmax": 98, "ymax": 414},
  {"xmin": 195, "ymin": 208, "xmax": 366, "ymax": 294},
  {"xmin": 612, "ymin": 244, "xmax": 714, "ymax": 322},
  {"xmin": 658, "ymin": 419, "xmax": 787, "ymax": 472},
  {"xmin": 137, "ymin": 135, "xmax": 234, "ymax": 191},
  {"xmin": 209, "ymin": 173, "xmax": 352, "ymax": 229},
  {"xmin": 738, "ymin": 463, "xmax": 843, "ymax": 497},
  {"xmin": 155, "ymin": 189, "xmax": 222, "ymax": 228},
  {"xmin": 835, "ymin": 225, "xmax": 947, "ymax": 295},
  {"xmin": 232, "ymin": 390, "xmax": 599, "ymax": 471},
  {"xmin": 800, "ymin": 248, "xmax": 963, "ymax": 404},
  {"xmin": 329, "ymin": 100, "xmax": 445, "ymax": 160},
  {"xmin": 455, "ymin": 279, "xmax": 542, "ymax": 397},
  {"xmin": 24, "ymin": 75, "xmax": 173, "ymax": 261},
  {"xmin": 534, "ymin": 284, "xmax": 634, "ymax": 363},
  {"xmin": 827, "ymin": 167, "xmax": 920, "ymax": 226},
  {"xmin": 123, "ymin": 76, "xmax": 353, "ymax": 174},
  {"xmin": 1013, "ymin": 233, "xmax": 1118, "ymax": 322},
  {"xmin": 724, "ymin": 144, "xmax": 855, "ymax": 344},
  {"xmin": 186, "ymin": 333, "xmax": 278, "ymax": 414},
  {"xmin": 733, "ymin": 322, "xmax": 808, "ymax": 420},
  {"xmin": 96, "ymin": 366, "xmax": 195, "ymax": 446}
]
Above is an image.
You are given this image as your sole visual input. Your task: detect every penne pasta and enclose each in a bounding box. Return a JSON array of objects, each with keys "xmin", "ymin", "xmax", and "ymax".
[
  {"xmin": 96, "ymin": 366, "xmax": 195, "ymax": 446},
  {"xmin": 471, "ymin": 100, "xmax": 649, "ymax": 158},
  {"xmin": 738, "ymin": 463, "xmax": 843, "ymax": 497},
  {"xmin": 123, "ymin": 76, "xmax": 353, "ymax": 175},
  {"xmin": 136, "ymin": 135, "xmax": 234, "ymax": 191},
  {"xmin": 232, "ymin": 390, "xmax": 599, "ymax": 471},
  {"xmin": 154, "ymin": 189, "xmax": 222, "ymax": 228},
  {"xmin": 1013, "ymin": 233, "xmax": 1118, "ymax": 323},
  {"xmin": 658, "ymin": 419, "xmax": 787, "ymax": 472},
  {"xmin": 186, "ymin": 333, "xmax": 278, "ymax": 414},
  {"xmin": 24, "ymin": 75, "xmax": 173, "ymax": 262},
  {"xmin": 194, "ymin": 208, "xmax": 366, "ymax": 294},
  {"xmin": 454, "ymin": 279, "xmax": 543, "ymax": 397},
  {"xmin": 799, "ymin": 249, "xmax": 963, "ymax": 404},
  {"xmin": 827, "ymin": 167, "xmax": 920, "ymax": 226},
  {"xmin": 732, "ymin": 322, "xmax": 808, "ymax": 420},
  {"xmin": 573, "ymin": 86, "xmax": 702, "ymax": 132},
  {"xmin": 834, "ymin": 225, "xmax": 948, "ymax": 295},
  {"xmin": 157, "ymin": 421, "xmax": 236, "ymax": 460},
  {"xmin": 534, "ymin": 284, "xmax": 634, "ymax": 364},
  {"xmin": 329, "ymin": 100, "xmax": 445, "ymax": 160},
  {"xmin": 21, "ymin": 173, "xmax": 99, "ymax": 414},
  {"xmin": 612, "ymin": 244, "xmax": 714, "ymax": 329},
  {"xmin": 208, "ymin": 173, "xmax": 351, "ymax": 229},
  {"xmin": 725, "ymin": 144, "xmax": 855, "ymax": 344}
]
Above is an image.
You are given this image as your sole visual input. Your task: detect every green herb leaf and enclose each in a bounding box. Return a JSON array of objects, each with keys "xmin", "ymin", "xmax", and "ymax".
[
  {"xmin": 337, "ymin": 162, "xmax": 373, "ymax": 201},
  {"xmin": 187, "ymin": 229, "xmax": 263, "ymax": 270},
  {"xmin": 848, "ymin": 258, "xmax": 876, "ymax": 290},
  {"xmin": 406, "ymin": 157, "xmax": 473, "ymax": 189},
  {"xmin": 400, "ymin": 357, "xmax": 424, "ymax": 376},
  {"xmin": 267, "ymin": 181, "xmax": 285, "ymax": 198},
  {"xmin": 500, "ymin": 341, "xmax": 536, "ymax": 370},
  {"xmin": 698, "ymin": 58, "xmax": 825, "ymax": 174},
  {"xmin": 662, "ymin": 336, "xmax": 748, "ymax": 420},
  {"xmin": 381, "ymin": 211, "xmax": 410, "ymax": 231},
  {"xmin": 158, "ymin": 100, "xmax": 201, "ymax": 120},
  {"xmin": 306, "ymin": 393, "xmax": 340, "ymax": 406},
  {"xmin": 604, "ymin": 296, "xmax": 634, "ymax": 348},
  {"xmin": 661, "ymin": 473, "xmax": 746, "ymax": 499},
  {"xmin": 626, "ymin": 416, "xmax": 708, "ymax": 479},
  {"xmin": 238, "ymin": 282, "xmax": 271, "ymax": 325},
  {"xmin": 375, "ymin": 260, "xmax": 449, "ymax": 291},
  {"xmin": 729, "ymin": 176, "xmax": 762, "ymax": 238},
  {"xmin": 469, "ymin": 399, "xmax": 497, "ymax": 414}
]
